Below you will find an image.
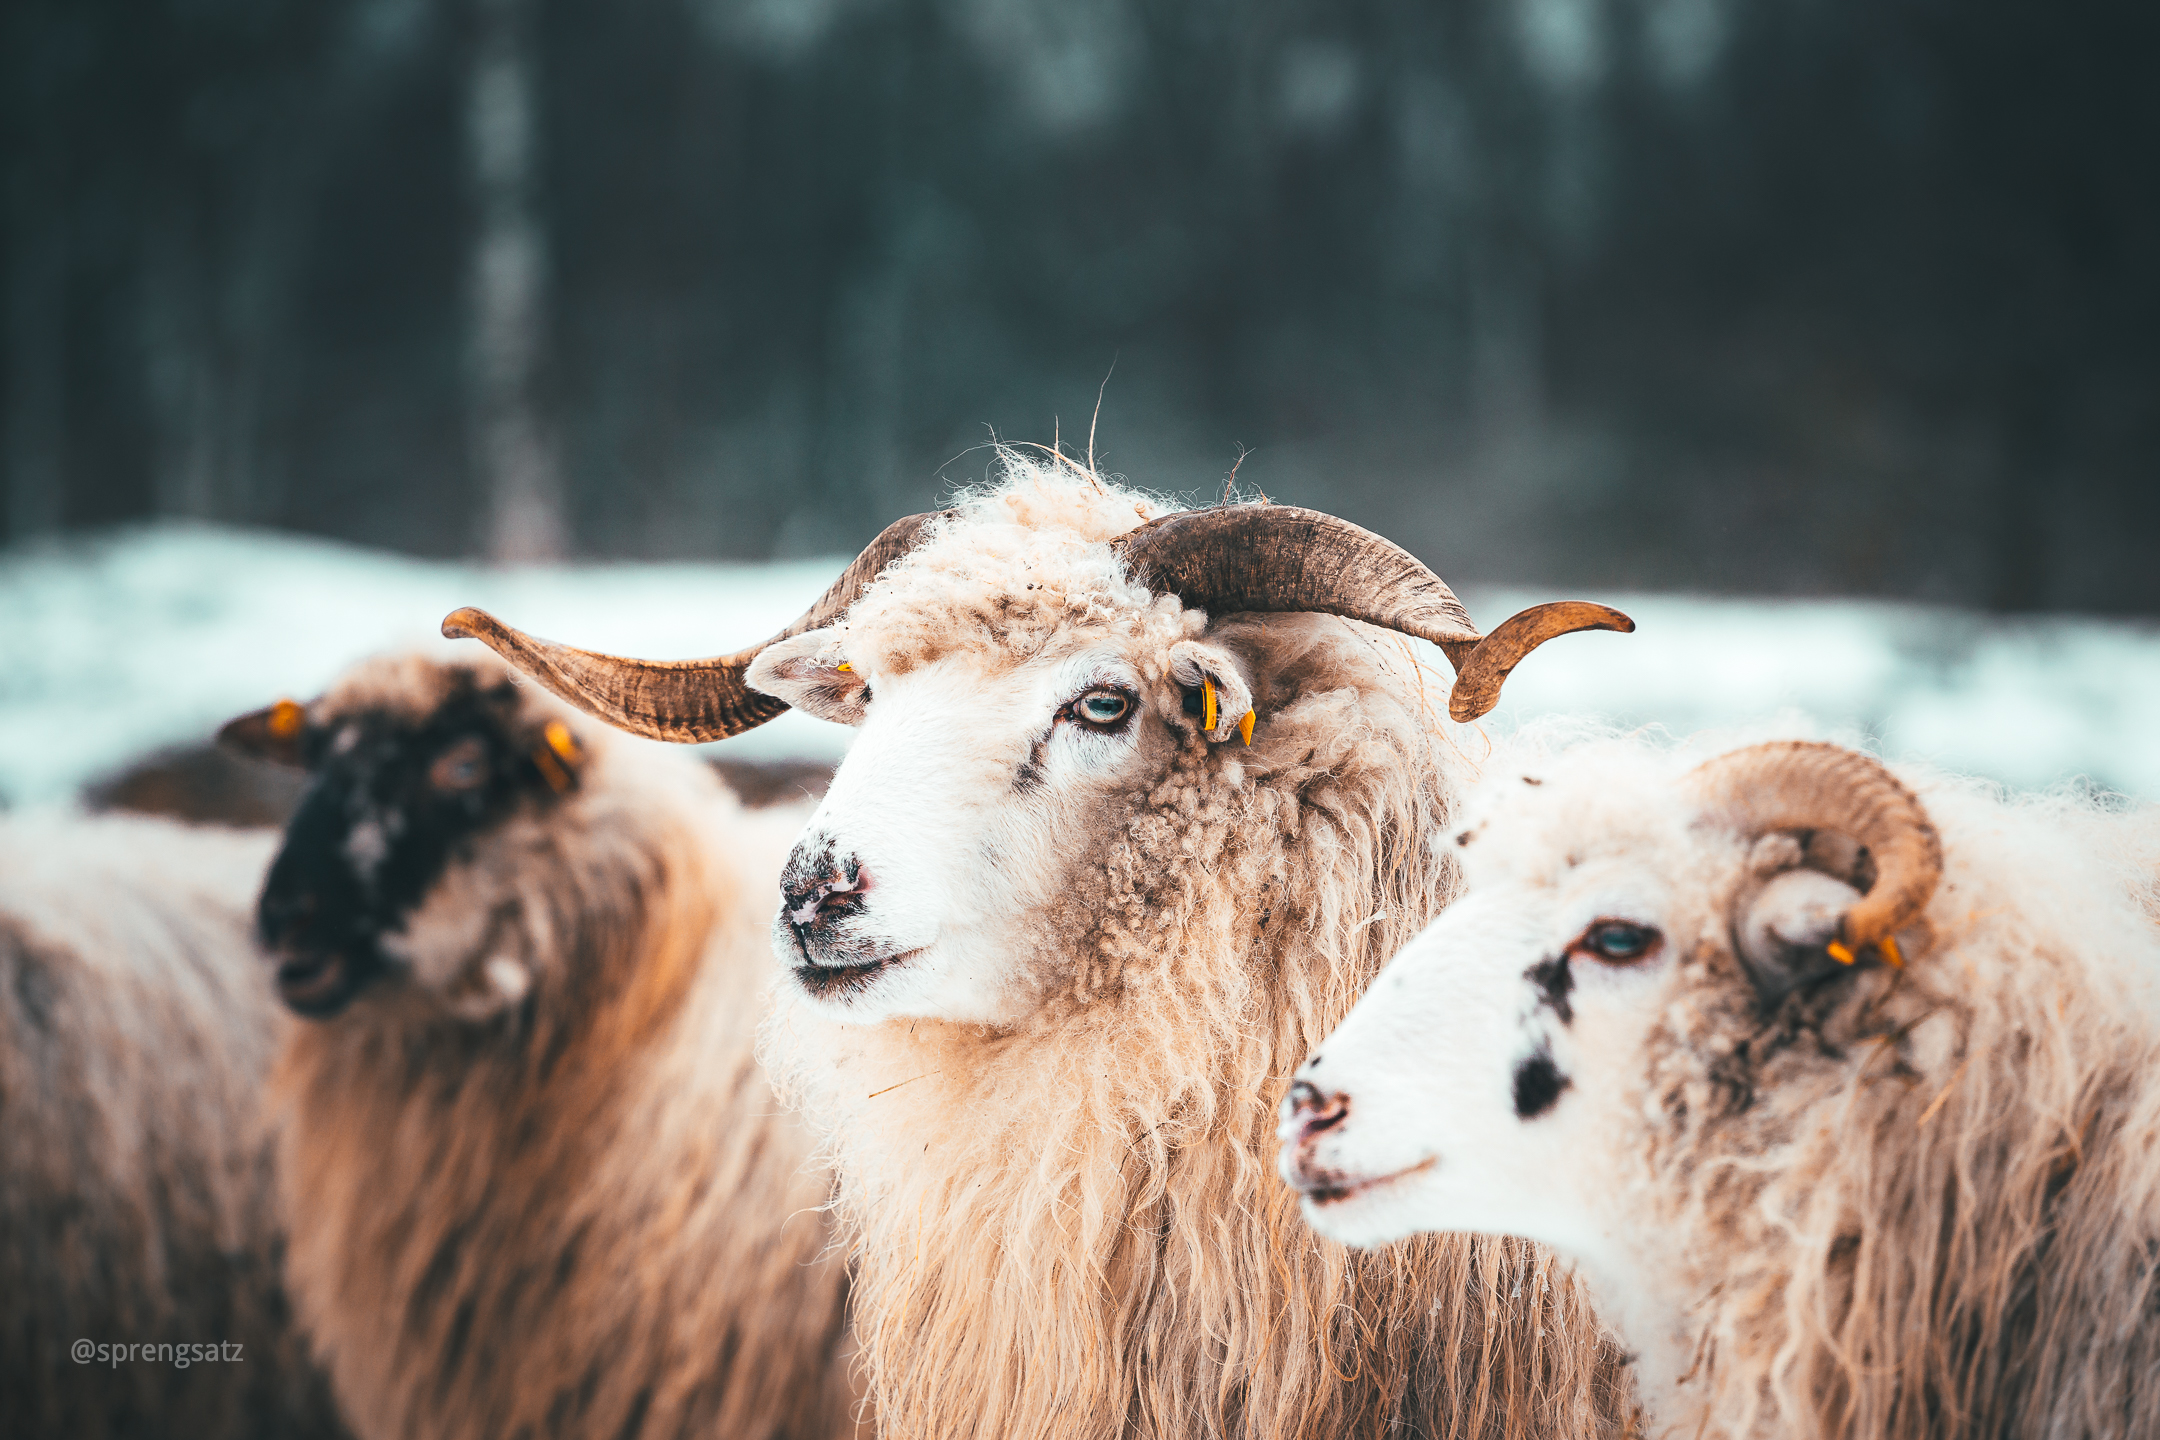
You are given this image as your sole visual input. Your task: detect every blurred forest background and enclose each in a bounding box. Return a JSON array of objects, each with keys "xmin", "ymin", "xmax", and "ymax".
[{"xmin": 4, "ymin": 0, "xmax": 2156, "ymax": 612}]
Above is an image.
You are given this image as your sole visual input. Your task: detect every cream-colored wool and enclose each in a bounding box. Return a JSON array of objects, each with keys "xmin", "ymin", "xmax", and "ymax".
[
  {"xmin": 272, "ymin": 655, "xmax": 860, "ymax": 1440},
  {"xmin": 1629, "ymin": 763, "xmax": 2160, "ymax": 1439},
  {"xmin": 1302, "ymin": 727, "xmax": 2160, "ymax": 1439},
  {"xmin": 764, "ymin": 461, "xmax": 1631, "ymax": 1439},
  {"xmin": 0, "ymin": 813, "xmax": 348, "ymax": 1440}
]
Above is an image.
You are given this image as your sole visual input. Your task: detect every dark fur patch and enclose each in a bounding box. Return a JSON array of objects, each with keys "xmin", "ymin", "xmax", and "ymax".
[
  {"xmin": 1524, "ymin": 953, "xmax": 1574, "ymax": 1025},
  {"xmin": 2, "ymin": 924, "xmax": 59, "ymax": 1035},
  {"xmin": 259, "ymin": 670, "xmax": 570, "ymax": 1016},
  {"xmin": 1513, "ymin": 1046, "xmax": 1571, "ymax": 1119},
  {"xmin": 1014, "ymin": 734, "xmax": 1050, "ymax": 794}
]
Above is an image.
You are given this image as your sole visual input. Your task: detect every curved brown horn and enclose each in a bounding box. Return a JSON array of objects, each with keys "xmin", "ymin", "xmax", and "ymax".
[
  {"xmin": 1445, "ymin": 602, "xmax": 1636, "ymax": 722},
  {"xmin": 442, "ymin": 511, "xmax": 945, "ymax": 743},
  {"xmin": 1108, "ymin": 505, "xmax": 1632, "ymax": 721},
  {"xmin": 1689, "ymin": 740, "xmax": 1943, "ymax": 956},
  {"xmin": 1110, "ymin": 506, "xmax": 1483, "ymax": 650}
]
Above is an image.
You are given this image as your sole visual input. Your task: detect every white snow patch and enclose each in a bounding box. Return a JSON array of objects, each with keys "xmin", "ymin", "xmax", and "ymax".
[
  {"xmin": 0, "ymin": 524, "xmax": 2154, "ymax": 807},
  {"xmin": 0, "ymin": 523, "xmax": 855, "ymax": 809},
  {"xmin": 1459, "ymin": 589, "xmax": 2160, "ymax": 802}
]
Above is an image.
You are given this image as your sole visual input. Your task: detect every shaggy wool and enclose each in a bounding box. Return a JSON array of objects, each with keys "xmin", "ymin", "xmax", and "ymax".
[
  {"xmin": 1464, "ymin": 727, "xmax": 2160, "ymax": 1439},
  {"xmin": 0, "ymin": 813, "xmax": 349, "ymax": 1440},
  {"xmin": 767, "ymin": 463, "xmax": 1634, "ymax": 1439},
  {"xmin": 271, "ymin": 656, "xmax": 860, "ymax": 1440}
]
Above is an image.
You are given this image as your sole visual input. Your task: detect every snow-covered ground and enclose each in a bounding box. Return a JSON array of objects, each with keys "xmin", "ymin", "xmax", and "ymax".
[{"xmin": 1, "ymin": 522, "xmax": 2154, "ymax": 809}]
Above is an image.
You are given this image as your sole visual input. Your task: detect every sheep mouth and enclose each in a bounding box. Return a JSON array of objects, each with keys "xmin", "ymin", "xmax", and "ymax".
[
  {"xmin": 1297, "ymin": 1155, "xmax": 1439, "ymax": 1207},
  {"xmin": 273, "ymin": 951, "xmax": 370, "ymax": 1018},
  {"xmin": 793, "ymin": 948, "xmax": 923, "ymax": 999}
]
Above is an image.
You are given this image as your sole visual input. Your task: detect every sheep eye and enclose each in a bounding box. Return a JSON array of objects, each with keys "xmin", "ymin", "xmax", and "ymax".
[
  {"xmin": 429, "ymin": 737, "xmax": 489, "ymax": 792},
  {"xmin": 1576, "ymin": 920, "xmax": 1660, "ymax": 964},
  {"xmin": 1071, "ymin": 689, "xmax": 1132, "ymax": 730}
]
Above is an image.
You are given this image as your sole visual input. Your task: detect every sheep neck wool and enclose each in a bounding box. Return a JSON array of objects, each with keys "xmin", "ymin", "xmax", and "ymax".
[{"xmin": 765, "ymin": 460, "xmax": 1633, "ymax": 1440}]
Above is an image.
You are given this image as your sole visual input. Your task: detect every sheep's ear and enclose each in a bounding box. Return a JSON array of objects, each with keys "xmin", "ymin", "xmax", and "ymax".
[
  {"xmin": 746, "ymin": 628, "xmax": 869, "ymax": 726},
  {"xmin": 1733, "ymin": 867, "xmax": 1866, "ymax": 1006},
  {"xmin": 1167, "ymin": 639, "xmax": 1257, "ymax": 744},
  {"xmin": 217, "ymin": 698, "xmax": 313, "ymax": 769}
]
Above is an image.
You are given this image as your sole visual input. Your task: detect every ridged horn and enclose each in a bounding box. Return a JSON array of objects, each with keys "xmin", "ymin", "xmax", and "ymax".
[
  {"xmin": 1689, "ymin": 740, "xmax": 1943, "ymax": 955},
  {"xmin": 442, "ymin": 511, "xmax": 945, "ymax": 743},
  {"xmin": 1444, "ymin": 602, "xmax": 1636, "ymax": 722},
  {"xmin": 1107, "ymin": 505, "xmax": 1632, "ymax": 721}
]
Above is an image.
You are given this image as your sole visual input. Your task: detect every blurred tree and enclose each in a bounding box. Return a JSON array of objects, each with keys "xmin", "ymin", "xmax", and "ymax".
[
  {"xmin": 0, "ymin": 0, "xmax": 2153, "ymax": 610},
  {"xmin": 469, "ymin": 0, "xmax": 565, "ymax": 561}
]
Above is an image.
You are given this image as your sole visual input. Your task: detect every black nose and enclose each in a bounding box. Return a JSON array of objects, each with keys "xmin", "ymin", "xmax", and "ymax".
[
  {"xmin": 1281, "ymin": 1079, "xmax": 1351, "ymax": 1144},
  {"xmin": 780, "ymin": 840, "xmax": 870, "ymax": 937}
]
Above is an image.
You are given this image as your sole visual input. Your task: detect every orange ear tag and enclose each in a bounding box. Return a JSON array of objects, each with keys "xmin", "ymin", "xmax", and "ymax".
[
  {"xmin": 1826, "ymin": 940, "xmax": 1857, "ymax": 966},
  {"xmin": 543, "ymin": 719, "xmax": 582, "ymax": 765},
  {"xmin": 268, "ymin": 698, "xmax": 306, "ymax": 739},
  {"xmin": 1201, "ymin": 677, "xmax": 1218, "ymax": 733},
  {"xmin": 531, "ymin": 745, "xmax": 571, "ymax": 793},
  {"xmin": 1878, "ymin": 934, "xmax": 1903, "ymax": 969},
  {"xmin": 532, "ymin": 719, "xmax": 582, "ymax": 794},
  {"xmin": 1238, "ymin": 710, "xmax": 1256, "ymax": 746}
]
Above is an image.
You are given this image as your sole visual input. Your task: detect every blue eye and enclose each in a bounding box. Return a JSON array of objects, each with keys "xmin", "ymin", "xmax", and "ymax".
[
  {"xmin": 1072, "ymin": 690, "xmax": 1132, "ymax": 728},
  {"xmin": 1575, "ymin": 920, "xmax": 1660, "ymax": 963}
]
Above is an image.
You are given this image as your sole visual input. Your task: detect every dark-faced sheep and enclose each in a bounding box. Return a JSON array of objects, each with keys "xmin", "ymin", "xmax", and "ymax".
[
  {"xmin": 444, "ymin": 459, "xmax": 1640, "ymax": 1440},
  {"xmin": 221, "ymin": 653, "xmax": 858, "ymax": 1440},
  {"xmin": 0, "ymin": 811, "xmax": 348, "ymax": 1440},
  {"xmin": 1285, "ymin": 735, "xmax": 2160, "ymax": 1439}
]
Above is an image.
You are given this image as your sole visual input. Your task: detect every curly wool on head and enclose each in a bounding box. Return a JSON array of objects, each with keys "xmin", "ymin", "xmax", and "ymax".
[
  {"xmin": 761, "ymin": 458, "xmax": 1631, "ymax": 1440},
  {"xmin": 1631, "ymin": 763, "xmax": 2160, "ymax": 1440},
  {"xmin": 250, "ymin": 653, "xmax": 859, "ymax": 1440},
  {"xmin": 1291, "ymin": 723, "xmax": 2160, "ymax": 1440}
]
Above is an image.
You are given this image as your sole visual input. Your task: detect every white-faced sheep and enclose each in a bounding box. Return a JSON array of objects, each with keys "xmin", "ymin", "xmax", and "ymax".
[
  {"xmin": 1283, "ymin": 735, "xmax": 2160, "ymax": 1439},
  {"xmin": 219, "ymin": 653, "xmax": 859, "ymax": 1440},
  {"xmin": 0, "ymin": 811, "xmax": 348, "ymax": 1440},
  {"xmin": 443, "ymin": 460, "xmax": 1639, "ymax": 1439}
]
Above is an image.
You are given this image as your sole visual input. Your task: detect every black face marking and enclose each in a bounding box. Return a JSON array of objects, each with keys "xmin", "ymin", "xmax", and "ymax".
[
  {"xmin": 1525, "ymin": 954, "xmax": 1574, "ymax": 1025},
  {"xmin": 257, "ymin": 671, "xmax": 571, "ymax": 1018},
  {"xmin": 1014, "ymin": 733, "xmax": 1050, "ymax": 794},
  {"xmin": 1512, "ymin": 1045, "xmax": 1571, "ymax": 1120}
]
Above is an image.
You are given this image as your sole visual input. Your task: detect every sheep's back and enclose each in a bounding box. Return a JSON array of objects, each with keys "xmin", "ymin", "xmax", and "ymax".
[{"xmin": 0, "ymin": 812, "xmax": 347, "ymax": 1440}]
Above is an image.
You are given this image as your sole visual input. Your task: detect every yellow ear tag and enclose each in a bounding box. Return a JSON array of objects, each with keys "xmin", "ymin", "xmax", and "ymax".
[
  {"xmin": 532, "ymin": 719, "xmax": 582, "ymax": 794},
  {"xmin": 836, "ymin": 662, "xmax": 852, "ymax": 672},
  {"xmin": 1826, "ymin": 940, "xmax": 1857, "ymax": 966},
  {"xmin": 1238, "ymin": 709, "xmax": 1256, "ymax": 746},
  {"xmin": 268, "ymin": 698, "xmax": 305, "ymax": 739},
  {"xmin": 1878, "ymin": 934, "xmax": 1903, "ymax": 969},
  {"xmin": 1201, "ymin": 677, "xmax": 1218, "ymax": 733},
  {"xmin": 531, "ymin": 746, "xmax": 570, "ymax": 793}
]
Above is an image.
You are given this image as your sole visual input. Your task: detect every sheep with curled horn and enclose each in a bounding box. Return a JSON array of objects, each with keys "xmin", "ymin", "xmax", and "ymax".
[
  {"xmin": 220, "ymin": 652, "xmax": 860, "ymax": 1440},
  {"xmin": 0, "ymin": 811, "xmax": 349, "ymax": 1440},
  {"xmin": 444, "ymin": 454, "xmax": 1637, "ymax": 1440},
  {"xmin": 1285, "ymin": 733, "xmax": 2160, "ymax": 1439}
]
